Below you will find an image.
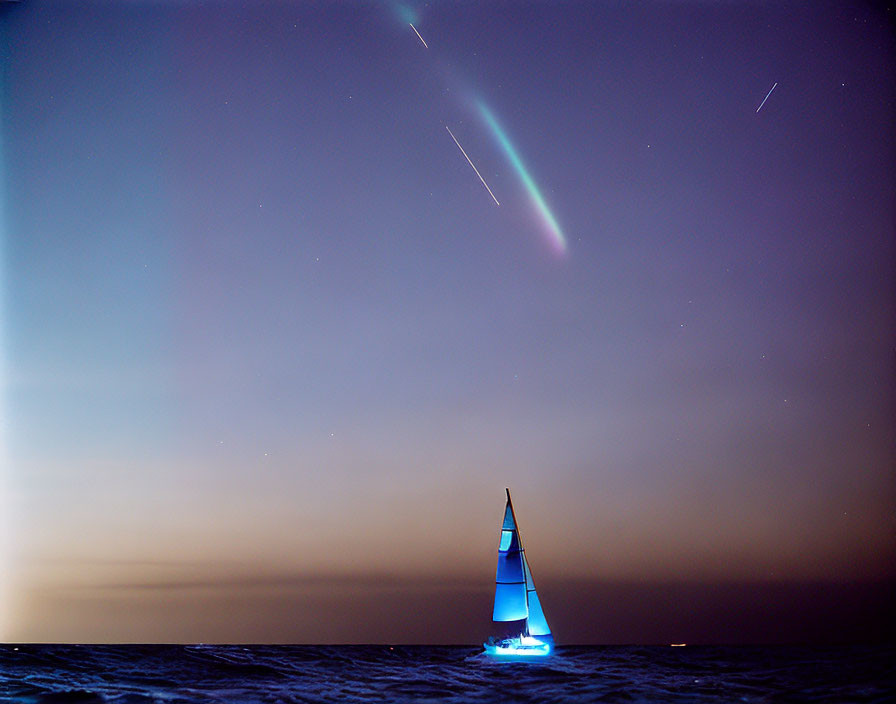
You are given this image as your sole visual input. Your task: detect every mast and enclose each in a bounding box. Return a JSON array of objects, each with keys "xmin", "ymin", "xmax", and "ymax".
[
  {"xmin": 504, "ymin": 488, "xmax": 530, "ymax": 635},
  {"xmin": 507, "ymin": 488, "xmax": 551, "ymax": 639}
]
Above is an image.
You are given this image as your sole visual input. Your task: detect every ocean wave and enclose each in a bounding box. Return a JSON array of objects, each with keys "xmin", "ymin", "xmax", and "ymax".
[{"xmin": 1, "ymin": 644, "xmax": 892, "ymax": 703}]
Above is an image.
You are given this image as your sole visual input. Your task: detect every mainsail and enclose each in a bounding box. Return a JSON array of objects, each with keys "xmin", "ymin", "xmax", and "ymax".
[{"xmin": 492, "ymin": 488, "xmax": 552, "ymax": 640}]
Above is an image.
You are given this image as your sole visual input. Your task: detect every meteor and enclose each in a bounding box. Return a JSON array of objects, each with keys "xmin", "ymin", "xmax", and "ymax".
[
  {"xmin": 477, "ymin": 102, "xmax": 566, "ymax": 255},
  {"xmin": 756, "ymin": 82, "xmax": 778, "ymax": 113},
  {"xmin": 445, "ymin": 125, "xmax": 500, "ymax": 206},
  {"xmin": 409, "ymin": 23, "xmax": 428, "ymax": 49}
]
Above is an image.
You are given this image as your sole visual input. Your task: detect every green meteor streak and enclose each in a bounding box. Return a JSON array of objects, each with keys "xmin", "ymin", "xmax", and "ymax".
[{"xmin": 477, "ymin": 102, "xmax": 567, "ymax": 254}]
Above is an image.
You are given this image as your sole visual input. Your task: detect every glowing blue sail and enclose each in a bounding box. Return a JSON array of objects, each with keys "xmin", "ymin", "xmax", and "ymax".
[
  {"xmin": 494, "ymin": 499, "xmax": 527, "ymax": 621},
  {"xmin": 487, "ymin": 489, "xmax": 552, "ymax": 654},
  {"xmin": 523, "ymin": 555, "xmax": 551, "ymax": 637}
]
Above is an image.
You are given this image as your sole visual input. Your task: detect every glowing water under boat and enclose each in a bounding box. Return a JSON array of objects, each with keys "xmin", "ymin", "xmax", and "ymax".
[{"xmin": 483, "ymin": 489, "xmax": 554, "ymax": 658}]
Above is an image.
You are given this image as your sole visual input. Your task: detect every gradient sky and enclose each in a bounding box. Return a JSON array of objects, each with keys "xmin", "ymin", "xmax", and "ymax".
[{"xmin": 2, "ymin": 1, "xmax": 894, "ymax": 643}]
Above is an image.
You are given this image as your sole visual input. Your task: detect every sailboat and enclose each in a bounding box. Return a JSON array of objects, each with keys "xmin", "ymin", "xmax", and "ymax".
[{"xmin": 483, "ymin": 488, "xmax": 554, "ymax": 657}]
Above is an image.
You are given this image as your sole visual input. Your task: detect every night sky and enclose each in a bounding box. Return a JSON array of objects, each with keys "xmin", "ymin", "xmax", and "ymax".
[{"xmin": 2, "ymin": 1, "xmax": 893, "ymax": 644}]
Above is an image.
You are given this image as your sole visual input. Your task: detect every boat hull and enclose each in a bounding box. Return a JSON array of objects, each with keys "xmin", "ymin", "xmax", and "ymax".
[{"xmin": 482, "ymin": 636, "xmax": 551, "ymax": 658}]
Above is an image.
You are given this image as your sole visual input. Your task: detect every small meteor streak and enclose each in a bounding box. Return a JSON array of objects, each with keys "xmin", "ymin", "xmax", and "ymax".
[
  {"xmin": 445, "ymin": 125, "xmax": 500, "ymax": 206},
  {"xmin": 756, "ymin": 82, "xmax": 778, "ymax": 113},
  {"xmin": 409, "ymin": 23, "xmax": 428, "ymax": 49}
]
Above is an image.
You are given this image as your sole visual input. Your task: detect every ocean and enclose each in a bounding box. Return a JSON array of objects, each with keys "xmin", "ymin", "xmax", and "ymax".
[{"xmin": 1, "ymin": 644, "xmax": 892, "ymax": 703}]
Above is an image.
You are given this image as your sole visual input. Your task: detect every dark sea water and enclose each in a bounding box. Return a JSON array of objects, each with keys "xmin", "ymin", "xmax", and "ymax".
[{"xmin": 1, "ymin": 644, "xmax": 893, "ymax": 703}]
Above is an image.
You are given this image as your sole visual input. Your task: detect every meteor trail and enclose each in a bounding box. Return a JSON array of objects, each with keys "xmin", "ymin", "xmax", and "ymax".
[
  {"xmin": 477, "ymin": 101, "xmax": 567, "ymax": 255},
  {"xmin": 756, "ymin": 82, "xmax": 778, "ymax": 113},
  {"xmin": 445, "ymin": 125, "xmax": 500, "ymax": 206},
  {"xmin": 409, "ymin": 23, "xmax": 428, "ymax": 49}
]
